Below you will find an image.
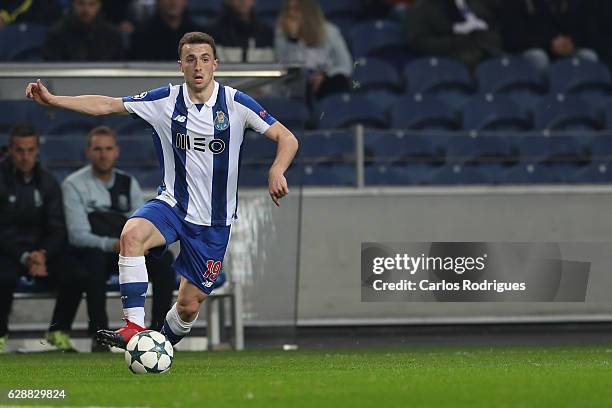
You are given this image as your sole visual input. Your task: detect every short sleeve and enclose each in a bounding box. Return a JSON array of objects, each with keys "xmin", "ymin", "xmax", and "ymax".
[
  {"xmin": 122, "ymin": 85, "xmax": 171, "ymax": 125},
  {"xmin": 233, "ymin": 91, "xmax": 277, "ymax": 134}
]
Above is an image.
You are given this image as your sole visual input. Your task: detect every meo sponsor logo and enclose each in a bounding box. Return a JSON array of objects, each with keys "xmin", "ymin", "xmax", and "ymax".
[{"xmin": 175, "ymin": 133, "xmax": 225, "ymax": 154}]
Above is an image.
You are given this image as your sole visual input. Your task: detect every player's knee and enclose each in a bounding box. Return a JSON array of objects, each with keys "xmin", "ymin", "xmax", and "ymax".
[{"xmin": 120, "ymin": 227, "xmax": 147, "ymax": 256}]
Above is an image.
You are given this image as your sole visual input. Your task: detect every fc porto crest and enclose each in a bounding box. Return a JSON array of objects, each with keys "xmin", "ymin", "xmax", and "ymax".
[{"xmin": 214, "ymin": 110, "xmax": 229, "ymax": 131}]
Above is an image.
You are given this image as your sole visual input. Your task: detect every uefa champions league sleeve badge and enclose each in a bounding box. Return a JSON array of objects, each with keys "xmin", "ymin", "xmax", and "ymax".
[{"xmin": 214, "ymin": 110, "xmax": 229, "ymax": 131}]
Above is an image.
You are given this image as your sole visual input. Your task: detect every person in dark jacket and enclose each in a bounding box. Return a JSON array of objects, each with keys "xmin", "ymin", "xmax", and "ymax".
[
  {"xmin": 42, "ymin": 0, "xmax": 124, "ymax": 61},
  {"xmin": 404, "ymin": 0, "xmax": 503, "ymax": 69},
  {"xmin": 130, "ymin": 0, "xmax": 202, "ymax": 61},
  {"xmin": 208, "ymin": 0, "xmax": 275, "ymax": 63},
  {"xmin": 495, "ymin": 0, "xmax": 598, "ymax": 70},
  {"xmin": 0, "ymin": 124, "xmax": 74, "ymax": 353}
]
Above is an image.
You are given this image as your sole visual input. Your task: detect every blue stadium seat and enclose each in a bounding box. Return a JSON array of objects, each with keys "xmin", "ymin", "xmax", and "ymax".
[
  {"xmin": 390, "ymin": 95, "xmax": 458, "ymax": 130},
  {"xmin": 39, "ymin": 136, "xmax": 86, "ymax": 165},
  {"xmin": 257, "ymin": 97, "xmax": 310, "ymax": 130},
  {"xmin": 321, "ymin": 0, "xmax": 359, "ymax": 19},
  {"xmin": 429, "ymin": 164, "xmax": 490, "ymax": 185},
  {"xmin": 462, "ymin": 94, "xmax": 530, "ymax": 131},
  {"xmin": 127, "ymin": 167, "xmax": 162, "ymax": 189},
  {"xmin": 102, "ymin": 115, "xmax": 134, "ymax": 132},
  {"xmin": 317, "ymin": 93, "xmax": 387, "ymax": 129},
  {"xmin": 0, "ymin": 23, "xmax": 47, "ymax": 61},
  {"xmin": 300, "ymin": 130, "xmax": 353, "ymax": 163},
  {"xmin": 475, "ymin": 56, "xmax": 544, "ymax": 94},
  {"xmin": 352, "ymin": 57, "xmax": 402, "ymax": 92},
  {"xmin": 534, "ymin": 94, "xmax": 600, "ymax": 130},
  {"xmin": 501, "ymin": 163, "xmax": 578, "ymax": 184},
  {"xmin": 41, "ymin": 110, "xmax": 100, "ymax": 136},
  {"xmin": 365, "ymin": 163, "xmax": 439, "ymax": 186},
  {"xmin": 188, "ymin": 0, "xmax": 223, "ymax": 17},
  {"xmin": 238, "ymin": 163, "xmax": 270, "ymax": 187},
  {"xmin": 601, "ymin": 100, "xmax": 612, "ymax": 129},
  {"xmin": 445, "ymin": 136, "xmax": 513, "ymax": 165},
  {"xmin": 117, "ymin": 138, "xmax": 158, "ymax": 166},
  {"xmin": 241, "ymin": 129, "xmax": 277, "ymax": 164},
  {"xmin": 348, "ymin": 20, "xmax": 404, "ymax": 60},
  {"xmin": 301, "ymin": 163, "xmax": 355, "ymax": 186},
  {"xmin": 117, "ymin": 118, "xmax": 154, "ymax": 136},
  {"xmin": 404, "ymin": 57, "xmax": 473, "ymax": 94},
  {"xmin": 550, "ymin": 58, "xmax": 612, "ymax": 95},
  {"xmin": 571, "ymin": 162, "xmax": 612, "ymax": 183},
  {"xmin": 517, "ymin": 135, "xmax": 588, "ymax": 165},
  {"xmin": 588, "ymin": 135, "xmax": 612, "ymax": 164},
  {"xmin": 0, "ymin": 101, "xmax": 30, "ymax": 135},
  {"xmin": 254, "ymin": 0, "xmax": 282, "ymax": 19},
  {"xmin": 364, "ymin": 131, "xmax": 442, "ymax": 164},
  {"xmin": 364, "ymin": 89, "xmax": 401, "ymax": 114}
]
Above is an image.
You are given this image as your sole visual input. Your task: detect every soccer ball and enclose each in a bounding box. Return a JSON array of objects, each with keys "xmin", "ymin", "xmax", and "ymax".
[{"xmin": 124, "ymin": 330, "xmax": 174, "ymax": 374}]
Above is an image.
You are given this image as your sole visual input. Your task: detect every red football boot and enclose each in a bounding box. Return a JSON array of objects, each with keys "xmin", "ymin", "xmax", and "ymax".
[{"xmin": 95, "ymin": 320, "xmax": 146, "ymax": 349}]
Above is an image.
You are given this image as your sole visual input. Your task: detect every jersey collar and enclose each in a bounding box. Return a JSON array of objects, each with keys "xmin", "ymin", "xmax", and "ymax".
[{"xmin": 182, "ymin": 81, "xmax": 219, "ymax": 110}]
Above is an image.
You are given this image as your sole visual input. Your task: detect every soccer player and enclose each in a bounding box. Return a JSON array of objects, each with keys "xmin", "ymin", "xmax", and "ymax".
[{"xmin": 25, "ymin": 31, "xmax": 299, "ymax": 349}]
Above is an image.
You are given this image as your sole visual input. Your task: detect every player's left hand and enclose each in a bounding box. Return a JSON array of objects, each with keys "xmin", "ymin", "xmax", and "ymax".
[{"xmin": 268, "ymin": 167, "xmax": 289, "ymax": 207}]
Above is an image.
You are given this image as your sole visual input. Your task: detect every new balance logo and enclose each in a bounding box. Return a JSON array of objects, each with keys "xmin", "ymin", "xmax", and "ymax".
[{"xmin": 173, "ymin": 114, "xmax": 186, "ymax": 123}]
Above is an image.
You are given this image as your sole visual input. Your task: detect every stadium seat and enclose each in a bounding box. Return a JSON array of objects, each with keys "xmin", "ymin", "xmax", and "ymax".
[
  {"xmin": 117, "ymin": 118, "xmax": 154, "ymax": 136},
  {"xmin": 254, "ymin": 0, "xmax": 282, "ymax": 20},
  {"xmin": 352, "ymin": 58, "xmax": 402, "ymax": 92},
  {"xmin": 188, "ymin": 0, "xmax": 223, "ymax": 18},
  {"xmin": 445, "ymin": 136, "xmax": 514, "ymax": 165},
  {"xmin": 500, "ymin": 163, "xmax": 578, "ymax": 184},
  {"xmin": 0, "ymin": 101, "xmax": 30, "ymax": 136},
  {"xmin": 317, "ymin": 93, "xmax": 387, "ymax": 129},
  {"xmin": 300, "ymin": 130, "xmax": 354, "ymax": 164},
  {"xmin": 571, "ymin": 162, "xmax": 612, "ymax": 183},
  {"xmin": 102, "ymin": 115, "xmax": 134, "ymax": 132},
  {"xmin": 517, "ymin": 135, "xmax": 588, "ymax": 165},
  {"xmin": 257, "ymin": 97, "xmax": 310, "ymax": 130},
  {"xmin": 39, "ymin": 136, "xmax": 86, "ymax": 165},
  {"xmin": 301, "ymin": 163, "xmax": 355, "ymax": 186},
  {"xmin": 364, "ymin": 131, "xmax": 442, "ymax": 164},
  {"xmin": 238, "ymin": 163, "xmax": 270, "ymax": 186},
  {"xmin": 241, "ymin": 129, "xmax": 278, "ymax": 164},
  {"xmin": 390, "ymin": 95, "xmax": 458, "ymax": 130},
  {"xmin": 549, "ymin": 58, "xmax": 612, "ymax": 95},
  {"xmin": 404, "ymin": 57, "xmax": 473, "ymax": 94},
  {"xmin": 41, "ymin": 110, "xmax": 100, "ymax": 136},
  {"xmin": 462, "ymin": 94, "xmax": 530, "ymax": 131},
  {"xmin": 534, "ymin": 94, "xmax": 600, "ymax": 130},
  {"xmin": 429, "ymin": 164, "xmax": 490, "ymax": 185},
  {"xmin": 588, "ymin": 135, "xmax": 612, "ymax": 164},
  {"xmin": 365, "ymin": 163, "xmax": 438, "ymax": 186},
  {"xmin": 363, "ymin": 90, "xmax": 401, "ymax": 114},
  {"xmin": 0, "ymin": 23, "xmax": 47, "ymax": 61},
  {"xmin": 117, "ymin": 138, "xmax": 158, "ymax": 166},
  {"xmin": 348, "ymin": 20, "xmax": 405, "ymax": 60},
  {"xmin": 475, "ymin": 56, "xmax": 544, "ymax": 94},
  {"xmin": 320, "ymin": 0, "xmax": 359, "ymax": 19},
  {"xmin": 128, "ymin": 167, "xmax": 162, "ymax": 189}
]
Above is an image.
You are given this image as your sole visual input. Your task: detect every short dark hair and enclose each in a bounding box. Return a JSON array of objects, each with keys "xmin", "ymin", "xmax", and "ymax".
[
  {"xmin": 178, "ymin": 32, "xmax": 217, "ymax": 60},
  {"xmin": 9, "ymin": 123, "xmax": 38, "ymax": 145},
  {"xmin": 87, "ymin": 125, "xmax": 117, "ymax": 147}
]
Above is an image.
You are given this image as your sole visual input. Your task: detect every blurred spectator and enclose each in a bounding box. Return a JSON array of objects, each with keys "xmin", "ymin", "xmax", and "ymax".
[
  {"xmin": 54, "ymin": 126, "xmax": 175, "ymax": 351},
  {"xmin": 275, "ymin": 0, "xmax": 353, "ymax": 102},
  {"xmin": 496, "ymin": 0, "xmax": 598, "ymax": 71},
  {"xmin": 208, "ymin": 0, "xmax": 275, "ymax": 63},
  {"xmin": 43, "ymin": 0, "xmax": 124, "ymax": 61},
  {"xmin": 404, "ymin": 0, "xmax": 503, "ymax": 69},
  {"xmin": 0, "ymin": 124, "xmax": 73, "ymax": 353},
  {"xmin": 101, "ymin": 0, "xmax": 137, "ymax": 35},
  {"xmin": 0, "ymin": 0, "xmax": 64, "ymax": 29},
  {"xmin": 130, "ymin": 0, "xmax": 202, "ymax": 60}
]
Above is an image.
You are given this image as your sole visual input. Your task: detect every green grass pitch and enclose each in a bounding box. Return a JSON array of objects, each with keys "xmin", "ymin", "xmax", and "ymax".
[{"xmin": 1, "ymin": 345, "xmax": 611, "ymax": 407}]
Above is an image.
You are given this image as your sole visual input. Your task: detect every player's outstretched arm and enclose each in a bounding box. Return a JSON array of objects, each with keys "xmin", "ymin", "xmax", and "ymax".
[
  {"xmin": 25, "ymin": 79, "xmax": 127, "ymax": 116},
  {"xmin": 264, "ymin": 121, "xmax": 299, "ymax": 206}
]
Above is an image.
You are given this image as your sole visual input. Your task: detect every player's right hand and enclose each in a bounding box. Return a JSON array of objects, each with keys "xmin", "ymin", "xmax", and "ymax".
[{"xmin": 25, "ymin": 79, "xmax": 54, "ymax": 106}]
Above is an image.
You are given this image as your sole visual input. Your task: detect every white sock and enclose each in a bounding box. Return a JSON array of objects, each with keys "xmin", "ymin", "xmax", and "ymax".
[
  {"xmin": 160, "ymin": 303, "xmax": 198, "ymax": 345},
  {"xmin": 118, "ymin": 255, "xmax": 148, "ymax": 328}
]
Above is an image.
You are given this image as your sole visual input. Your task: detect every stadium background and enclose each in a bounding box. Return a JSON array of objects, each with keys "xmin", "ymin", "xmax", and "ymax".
[{"xmin": 2, "ymin": 1, "xmax": 612, "ymax": 406}]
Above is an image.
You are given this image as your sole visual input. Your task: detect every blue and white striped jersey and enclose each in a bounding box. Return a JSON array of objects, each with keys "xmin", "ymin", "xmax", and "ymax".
[{"xmin": 122, "ymin": 81, "xmax": 276, "ymax": 226}]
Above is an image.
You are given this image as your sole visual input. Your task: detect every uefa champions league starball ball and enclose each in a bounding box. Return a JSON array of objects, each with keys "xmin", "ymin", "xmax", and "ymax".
[{"xmin": 124, "ymin": 330, "xmax": 174, "ymax": 374}]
